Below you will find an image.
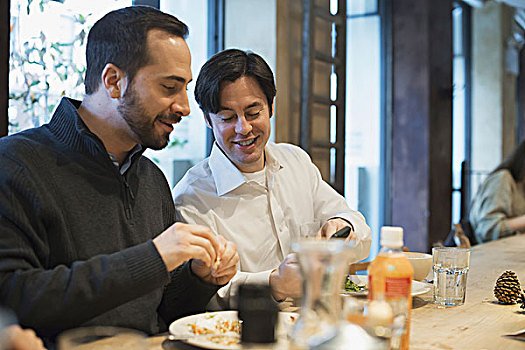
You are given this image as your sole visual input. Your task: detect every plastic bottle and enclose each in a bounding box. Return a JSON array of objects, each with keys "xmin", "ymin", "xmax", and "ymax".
[{"xmin": 368, "ymin": 226, "xmax": 414, "ymax": 350}]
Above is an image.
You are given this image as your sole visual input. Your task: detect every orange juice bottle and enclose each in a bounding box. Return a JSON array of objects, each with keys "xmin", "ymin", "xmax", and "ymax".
[{"xmin": 368, "ymin": 226, "xmax": 414, "ymax": 350}]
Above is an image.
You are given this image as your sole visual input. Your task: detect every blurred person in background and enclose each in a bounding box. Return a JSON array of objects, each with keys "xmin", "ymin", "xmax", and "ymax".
[{"xmin": 470, "ymin": 140, "xmax": 525, "ymax": 242}]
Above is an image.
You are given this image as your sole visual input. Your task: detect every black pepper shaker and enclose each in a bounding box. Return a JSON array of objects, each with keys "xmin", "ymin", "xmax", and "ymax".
[{"xmin": 237, "ymin": 284, "xmax": 279, "ymax": 345}]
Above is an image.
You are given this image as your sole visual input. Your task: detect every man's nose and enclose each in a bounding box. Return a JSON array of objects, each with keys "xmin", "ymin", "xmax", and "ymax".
[
  {"xmin": 235, "ymin": 115, "xmax": 252, "ymax": 134},
  {"xmin": 170, "ymin": 92, "xmax": 191, "ymax": 117}
]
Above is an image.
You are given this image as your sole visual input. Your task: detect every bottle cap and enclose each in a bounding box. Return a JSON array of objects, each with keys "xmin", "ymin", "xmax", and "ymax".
[{"xmin": 380, "ymin": 226, "xmax": 404, "ymax": 248}]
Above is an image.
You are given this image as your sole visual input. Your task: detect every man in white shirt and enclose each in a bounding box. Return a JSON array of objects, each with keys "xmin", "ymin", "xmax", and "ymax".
[{"xmin": 173, "ymin": 49, "xmax": 371, "ymax": 309}]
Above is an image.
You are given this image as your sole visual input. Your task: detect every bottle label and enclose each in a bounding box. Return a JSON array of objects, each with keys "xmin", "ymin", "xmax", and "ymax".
[{"xmin": 385, "ymin": 277, "xmax": 411, "ymax": 299}]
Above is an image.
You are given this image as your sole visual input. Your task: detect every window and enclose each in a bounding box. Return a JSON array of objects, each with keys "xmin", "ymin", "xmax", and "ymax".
[
  {"xmin": 345, "ymin": 0, "xmax": 383, "ymax": 259},
  {"xmin": 9, "ymin": 0, "xmax": 131, "ymax": 134},
  {"xmin": 145, "ymin": 0, "xmax": 210, "ymax": 188},
  {"xmin": 8, "ymin": 0, "xmax": 211, "ymax": 189},
  {"xmin": 451, "ymin": 2, "xmax": 472, "ymax": 224}
]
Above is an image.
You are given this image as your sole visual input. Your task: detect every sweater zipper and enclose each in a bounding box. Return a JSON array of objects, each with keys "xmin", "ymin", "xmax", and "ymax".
[
  {"xmin": 122, "ymin": 176, "xmax": 135, "ymax": 220},
  {"xmin": 80, "ymin": 129, "xmax": 138, "ymax": 221}
]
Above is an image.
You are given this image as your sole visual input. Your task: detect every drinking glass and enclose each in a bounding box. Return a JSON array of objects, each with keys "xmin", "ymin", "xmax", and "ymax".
[
  {"xmin": 290, "ymin": 238, "xmax": 357, "ymax": 348},
  {"xmin": 432, "ymin": 247, "xmax": 471, "ymax": 306},
  {"xmin": 57, "ymin": 326, "xmax": 147, "ymax": 350}
]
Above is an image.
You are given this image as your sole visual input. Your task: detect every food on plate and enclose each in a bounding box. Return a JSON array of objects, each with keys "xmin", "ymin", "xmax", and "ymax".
[
  {"xmin": 188, "ymin": 314, "xmax": 240, "ymax": 335},
  {"xmin": 187, "ymin": 314, "xmax": 240, "ymax": 346},
  {"xmin": 183, "ymin": 312, "xmax": 298, "ymax": 347},
  {"xmin": 345, "ymin": 277, "xmax": 367, "ymax": 292}
]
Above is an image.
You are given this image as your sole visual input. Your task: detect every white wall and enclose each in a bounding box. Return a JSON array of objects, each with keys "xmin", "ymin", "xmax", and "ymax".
[{"xmin": 471, "ymin": 2, "xmax": 504, "ymax": 173}]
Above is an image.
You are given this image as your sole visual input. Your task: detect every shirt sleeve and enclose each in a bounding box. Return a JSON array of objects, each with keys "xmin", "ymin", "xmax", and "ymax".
[
  {"xmin": 206, "ymin": 269, "xmax": 272, "ymax": 310},
  {"xmin": 469, "ymin": 170, "xmax": 515, "ymax": 243},
  {"xmin": 298, "ymin": 147, "xmax": 372, "ymax": 262}
]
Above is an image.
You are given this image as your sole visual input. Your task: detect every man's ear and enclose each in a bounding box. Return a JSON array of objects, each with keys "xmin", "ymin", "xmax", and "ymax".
[
  {"xmin": 270, "ymin": 98, "xmax": 275, "ymax": 118},
  {"xmin": 101, "ymin": 63, "xmax": 126, "ymax": 99},
  {"xmin": 204, "ymin": 113, "xmax": 212, "ymax": 129}
]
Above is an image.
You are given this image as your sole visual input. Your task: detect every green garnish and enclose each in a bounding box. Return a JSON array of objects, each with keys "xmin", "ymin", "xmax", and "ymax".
[{"xmin": 344, "ymin": 279, "xmax": 367, "ymax": 292}]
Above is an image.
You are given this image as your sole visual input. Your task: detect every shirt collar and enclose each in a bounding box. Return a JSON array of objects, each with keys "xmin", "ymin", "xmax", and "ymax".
[
  {"xmin": 208, "ymin": 142, "xmax": 284, "ymax": 196},
  {"xmin": 108, "ymin": 144, "xmax": 143, "ymax": 175}
]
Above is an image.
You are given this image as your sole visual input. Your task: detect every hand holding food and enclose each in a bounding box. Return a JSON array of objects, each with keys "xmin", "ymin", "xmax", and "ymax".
[
  {"xmin": 192, "ymin": 236, "xmax": 239, "ymax": 285},
  {"xmin": 153, "ymin": 222, "xmax": 221, "ymax": 272}
]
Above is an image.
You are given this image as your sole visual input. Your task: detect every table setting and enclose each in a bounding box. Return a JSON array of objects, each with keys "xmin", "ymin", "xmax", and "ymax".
[{"xmin": 55, "ymin": 234, "xmax": 525, "ymax": 350}]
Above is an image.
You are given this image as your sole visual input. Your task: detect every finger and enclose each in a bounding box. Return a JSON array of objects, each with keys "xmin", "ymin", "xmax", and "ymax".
[
  {"xmin": 318, "ymin": 222, "xmax": 335, "ymax": 239},
  {"xmin": 220, "ymin": 241, "xmax": 236, "ymax": 260},
  {"xmin": 286, "ymin": 253, "xmax": 298, "ymax": 263},
  {"xmin": 315, "ymin": 226, "xmax": 324, "ymax": 239},
  {"xmin": 214, "ymin": 274, "xmax": 236, "ymax": 285},
  {"xmin": 345, "ymin": 231, "xmax": 357, "ymax": 241},
  {"xmin": 212, "ymin": 265, "xmax": 238, "ymax": 279},
  {"xmin": 180, "ymin": 223, "xmax": 222, "ymax": 256},
  {"xmin": 214, "ymin": 248, "xmax": 238, "ymax": 274},
  {"xmin": 211, "ymin": 236, "xmax": 228, "ymax": 272},
  {"xmin": 186, "ymin": 234, "xmax": 220, "ymax": 264},
  {"xmin": 324, "ymin": 221, "xmax": 341, "ymax": 238},
  {"xmin": 217, "ymin": 235, "xmax": 227, "ymax": 253},
  {"xmin": 184, "ymin": 238, "xmax": 216, "ymax": 266}
]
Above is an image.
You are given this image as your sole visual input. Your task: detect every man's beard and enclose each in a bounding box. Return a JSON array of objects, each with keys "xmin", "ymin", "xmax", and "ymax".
[{"xmin": 117, "ymin": 85, "xmax": 171, "ymax": 150}]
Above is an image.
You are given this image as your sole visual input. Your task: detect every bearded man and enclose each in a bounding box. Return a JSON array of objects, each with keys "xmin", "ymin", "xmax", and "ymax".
[{"xmin": 0, "ymin": 6, "xmax": 238, "ymax": 347}]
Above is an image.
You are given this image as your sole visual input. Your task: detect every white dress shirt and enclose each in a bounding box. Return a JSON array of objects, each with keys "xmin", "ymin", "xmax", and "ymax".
[{"xmin": 173, "ymin": 142, "xmax": 372, "ymax": 309}]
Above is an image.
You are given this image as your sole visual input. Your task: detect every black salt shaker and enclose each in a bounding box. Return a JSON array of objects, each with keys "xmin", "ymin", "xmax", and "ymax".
[{"xmin": 237, "ymin": 284, "xmax": 279, "ymax": 345}]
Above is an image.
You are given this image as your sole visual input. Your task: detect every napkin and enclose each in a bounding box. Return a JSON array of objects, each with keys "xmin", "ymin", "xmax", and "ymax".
[{"xmin": 504, "ymin": 329, "xmax": 525, "ymax": 341}]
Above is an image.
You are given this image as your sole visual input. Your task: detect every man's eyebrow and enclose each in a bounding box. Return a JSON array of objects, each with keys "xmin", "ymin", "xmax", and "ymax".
[
  {"xmin": 218, "ymin": 102, "xmax": 263, "ymax": 112},
  {"xmin": 245, "ymin": 102, "xmax": 263, "ymax": 109},
  {"xmin": 163, "ymin": 75, "xmax": 192, "ymax": 84}
]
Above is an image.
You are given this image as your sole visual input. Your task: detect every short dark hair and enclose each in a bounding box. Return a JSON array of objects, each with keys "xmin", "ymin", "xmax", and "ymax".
[
  {"xmin": 84, "ymin": 6, "xmax": 189, "ymax": 95},
  {"xmin": 493, "ymin": 140, "xmax": 525, "ymax": 182},
  {"xmin": 194, "ymin": 49, "xmax": 276, "ymax": 123}
]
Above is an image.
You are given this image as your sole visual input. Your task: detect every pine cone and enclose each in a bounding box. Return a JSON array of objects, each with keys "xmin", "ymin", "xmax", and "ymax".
[{"xmin": 494, "ymin": 271, "xmax": 521, "ymax": 304}]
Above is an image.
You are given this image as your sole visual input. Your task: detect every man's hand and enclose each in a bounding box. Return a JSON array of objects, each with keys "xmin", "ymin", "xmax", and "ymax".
[
  {"xmin": 316, "ymin": 218, "xmax": 356, "ymax": 241},
  {"xmin": 191, "ymin": 236, "xmax": 239, "ymax": 285},
  {"xmin": 4, "ymin": 325, "xmax": 46, "ymax": 350},
  {"xmin": 269, "ymin": 253, "xmax": 302, "ymax": 301},
  {"xmin": 153, "ymin": 222, "xmax": 221, "ymax": 272}
]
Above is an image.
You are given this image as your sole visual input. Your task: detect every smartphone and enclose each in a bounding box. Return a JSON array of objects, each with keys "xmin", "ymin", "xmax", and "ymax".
[{"xmin": 330, "ymin": 226, "xmax": 351, "ymax": 239}]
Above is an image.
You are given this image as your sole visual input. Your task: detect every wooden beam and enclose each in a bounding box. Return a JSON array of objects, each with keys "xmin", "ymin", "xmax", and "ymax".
[{"xmin": 391, "ymin": 0, "xmax": 453, "ymax": 252}]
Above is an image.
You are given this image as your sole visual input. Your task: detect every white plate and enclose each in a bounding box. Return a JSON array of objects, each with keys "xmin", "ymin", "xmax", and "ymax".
[
  {"xmin": 343, "ymin": 275, "xmax": 431, "ymax": 297},
  {"xmin": 169, "ymin": 310, "xmax": 298, "ymax": 350}
]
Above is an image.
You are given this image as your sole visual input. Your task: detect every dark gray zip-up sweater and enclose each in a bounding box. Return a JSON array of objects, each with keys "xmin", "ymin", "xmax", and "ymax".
[{"xmin": 0, "ymin": 98, "xmax": 218, "ymax": 341}]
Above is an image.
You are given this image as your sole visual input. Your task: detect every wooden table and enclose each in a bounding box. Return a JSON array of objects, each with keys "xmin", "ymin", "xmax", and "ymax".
[
  {"xmin": 147, "ymin": 234, "xmax": 525, "ymax": 349},
  {"xmin": 410, "ymin": 234, "xmax": 525, "ymax": 350}
]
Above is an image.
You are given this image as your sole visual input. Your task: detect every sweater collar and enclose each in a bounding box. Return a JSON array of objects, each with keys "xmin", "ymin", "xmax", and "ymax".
[{"xmin": 48, "ymin": 97, "xmax": 146, "ymax": 162}]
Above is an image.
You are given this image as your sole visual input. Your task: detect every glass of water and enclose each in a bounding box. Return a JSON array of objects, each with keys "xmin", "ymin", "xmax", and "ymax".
[{"xmin": 432, "ymin": 247, "xmax": 471, "ymax": 306}]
